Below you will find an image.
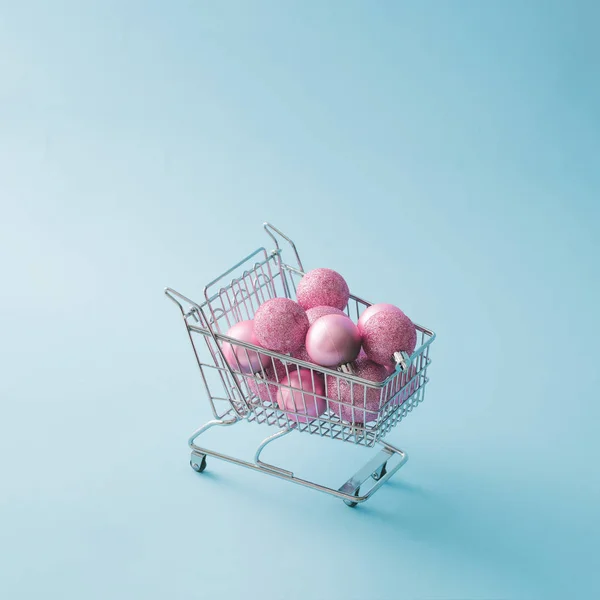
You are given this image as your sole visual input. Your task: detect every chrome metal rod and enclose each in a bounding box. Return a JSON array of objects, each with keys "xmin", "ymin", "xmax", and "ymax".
[
  {"xmin": 338, "ymin": 444, "xmax": 408, "ymax": 503},
  {"xmin": 188, "ymin": 416, "xmax": 238, "ymax": 447},
  {"xmin": 263, "ymin": 222, "xmax": 304, "ymax": 272},
  {"xmin": 254, "ymin": 427, "xmax": 295, "ymax": 477},
  {"xmin": 188, "ymin": 418, "xmax": 409, "ymax": 505}
]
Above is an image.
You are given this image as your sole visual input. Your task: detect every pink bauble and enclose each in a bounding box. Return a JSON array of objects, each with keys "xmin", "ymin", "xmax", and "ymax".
[
  {"xmin": 254, "ymin": 298, "xmax": 309, "ymax": 354},
  {"xmin": 247, "ymin": 358, "xmax": 289, "ymax": 403},
  {"xmin": 391, "ymin": 364, "xmax": 419, "ymax": 406},
  {"xmin": 326, "ymin": 355, "xmax": 388, "ymax": 424},
  {"xmin": 383, "ymin": 362, "xmax": 396, "ymax": 376},
  {"xmin": 357, "ymin": 303, "xmax": 405, "ymax": 335},
  {"xmin": 277, "ymin": 368, "xmax": 326, "ymax": 424},
  {"xmin": 305, "ymin": 314, "xmax": 362, "ymax": 367},
  {"xmin": 296, "ymin": 268, "xmax": 350, "ymax": 311},
  {"xmin": 221, "ymin": 320, "xmax": 270, "ymax": 374},
  {"xmin": 361, "ymin": 310, "xmax": 417, "ymax": 370},
  {"xmin": 306, "ymin": 305, "xmax": 347, "ymax": 326},
  {"xmin": 291, "ymin": 345, "xmax": 314, "ymax": 364}
]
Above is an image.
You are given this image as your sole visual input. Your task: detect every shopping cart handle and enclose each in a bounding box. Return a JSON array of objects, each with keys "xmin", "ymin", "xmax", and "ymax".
[
  {"xmin": 263, "ymin": 222, "xmax": 304, "ymax": 272},
  {"xmin": 165, "ymin": 287, "xmax": 203, "ymax": 320},
  {"xmin": 165, "ymin": 286, "xmax": 202, "ymax": 305}
]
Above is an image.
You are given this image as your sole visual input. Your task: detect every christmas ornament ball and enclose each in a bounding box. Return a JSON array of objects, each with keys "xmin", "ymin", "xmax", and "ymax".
[
  {"xmin": 254, "ymin": 298, "xmax": 309, "ymax": 354},
  {"xmin": 296, "ymin": 268, "xmax": 349, "ymax": 311}
]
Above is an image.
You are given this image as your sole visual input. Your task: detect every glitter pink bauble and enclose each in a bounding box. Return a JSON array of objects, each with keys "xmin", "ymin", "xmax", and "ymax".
[
  {"xmin": 383, "ymin": 362, "xmax": 396, "ymax": 376},
  {"xmin": 306, "ymin": 305, "xmax": 347, "ymax": 326},
  {"xmin": 326, "ymin": 355, "xmax": 388, "ymax": 424},
  {"xmin": 361, "ymin": 310, "xmax": 417, "ymax": 370},
  {"xmin": 221, "ymin": 320, "xmax": 270, "ymax": 374},
  {"xmin": 390, "ymin": 364, "xmax": 420, "ymax": 406},
  {"xmin": 291, "ymin": 345, "xmax": 314, "ymax": 364},
  {"xmin": 305, "ymin": 314, "xmax": 362, "ymax": 367},
  {"xmin": 357, "ymin": 303, "xmax": 405, "ymax": 335},
  {"xmin": 277, "ymin": 368, "xmax": 326, "ymax": 424},
  {"xmin": 296, "ymin": 268, "xmax": 350, "ymax": 311},
  {"xmin": 376, "ymin": 363, "xmax": 420, "ymax": 416},
  {"xmin": 247, "ymin": 358, "xmax": 289, "ymax": 403},
  {"xmin": 254, "ymin": 298, "xmax": 309, "ymax": 354}
]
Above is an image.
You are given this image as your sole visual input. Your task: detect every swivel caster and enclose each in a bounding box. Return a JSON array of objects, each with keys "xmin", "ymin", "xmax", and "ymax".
[
  {"xmin": 344, "ymin": 488, "xmax": 360, "ymax": 508},
  {"xmin": 190, "ymin": 454, "xmax": 207, "ymax": 473}
]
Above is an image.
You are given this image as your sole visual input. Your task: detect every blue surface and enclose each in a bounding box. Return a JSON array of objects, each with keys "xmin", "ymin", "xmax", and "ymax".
[{"xmin": 1, "ymin": 1, "xmax": 599, "ymax": 598}]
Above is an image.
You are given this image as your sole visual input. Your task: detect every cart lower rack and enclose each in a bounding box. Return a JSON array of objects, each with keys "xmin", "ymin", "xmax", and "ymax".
[{"xmin": 165, "ymin": 223, "xmax": 435, "ymax": 507}]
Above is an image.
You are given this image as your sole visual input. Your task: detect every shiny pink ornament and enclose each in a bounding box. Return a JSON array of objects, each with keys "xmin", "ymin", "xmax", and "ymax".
[
  {"xmin": 296, "ymin": 268, "xmax": 350, "ymax": 311},
  {"xmin": 221, "ymin": 320, "xmax": 270, "ymax": 374},
  {"xmin": 277, "ymin": 368, "xmax": 326, "ymax": 424},
  {"xmin": 357, "ymin": 303, "xmax": 405, "ymax": 335},
  {"xmin": 306, "ymin": 305, "xmax": 346, "ymax": 326},
  {"xmin": 326, "ymin": 355, "xmax": 387, "ymax": 424},
  {"xmin": 361, "ymin": 310, "xmax": 417, "ymax": 370},
  {"xmin": 305, "ymin": 314, "xmax": 362, "ymax": 367},
  {"xmin": 254, "ymin": 298, "xmax": 309, "ymax": 354}
]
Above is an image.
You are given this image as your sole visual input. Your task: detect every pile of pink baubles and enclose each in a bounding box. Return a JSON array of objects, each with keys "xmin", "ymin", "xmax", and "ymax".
[{"xmin": 221, "ymin": 268, "xmax": 418, "ymax": 425}]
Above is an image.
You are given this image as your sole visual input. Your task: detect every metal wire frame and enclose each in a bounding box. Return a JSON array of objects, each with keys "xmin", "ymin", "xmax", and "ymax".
[
  {"xmin": 165, "ymin": 222, "xmax": 436, "ymax": 505},
  {"xmin": 183, "ymin": 322, "xmax": 432, "ymax": 448}
]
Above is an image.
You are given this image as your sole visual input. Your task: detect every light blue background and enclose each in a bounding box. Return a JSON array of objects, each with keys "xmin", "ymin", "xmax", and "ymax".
[{"xmin": 1, "ymin": 1, "xmax": 599, "ymax": 599}]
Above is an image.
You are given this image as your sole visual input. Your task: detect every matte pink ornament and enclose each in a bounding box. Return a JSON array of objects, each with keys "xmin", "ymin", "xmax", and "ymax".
[
  {"xmin": 326, "ymin": 355, "xmax": 388, "ymax": 424},
  {"xmin": 306, "ymin": 305, "xmax": 346, "ymax": 326},
  {"xmin": 254, "ymin": 298, "xmax": 309, "ymax": 354},
  {"xmin": 357, "ymin": 303, "xmax": 405, "ymax": 335},
  {"xmin": 296, "ymin": 268, "xmax": 350, "ymax": 311},
  {"xmin": 277, "ymin": 368, "xmax": 326, "ymax": 423},
  {"xmin": 305, "ymin": 314, "xmax": 362, "ymax": 367},
  {"xmin": 361, "ymin": 310, "xmax": 417, "ymax": 370},
  {"xmin": 221, "ymin": 320, "xmax": 270, "ymax": 374}
]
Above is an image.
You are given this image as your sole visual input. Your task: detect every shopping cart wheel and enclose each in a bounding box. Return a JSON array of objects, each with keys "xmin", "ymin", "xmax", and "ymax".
[
  {"xmin": 190, "ymin": 454, "xmax": 207, "ymax": 473},
  {"xmin": 344, "ymin": 488, "xmax": 360, "ymax": 508},
  {"xmin": 372, "ymin": 462, "xmax": 387, "ymax": 481}
]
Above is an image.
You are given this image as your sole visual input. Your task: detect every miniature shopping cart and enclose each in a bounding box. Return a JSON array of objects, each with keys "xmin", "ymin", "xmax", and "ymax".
[{"xmin": 165, "ymin": 223, "xmax": 435, "ymax": 507}]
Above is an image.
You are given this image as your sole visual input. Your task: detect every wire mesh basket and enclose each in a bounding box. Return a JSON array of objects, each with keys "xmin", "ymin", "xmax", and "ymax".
[{"xmin": 166, "ymin": 223, "xmax": 436, "ymax": 507}]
